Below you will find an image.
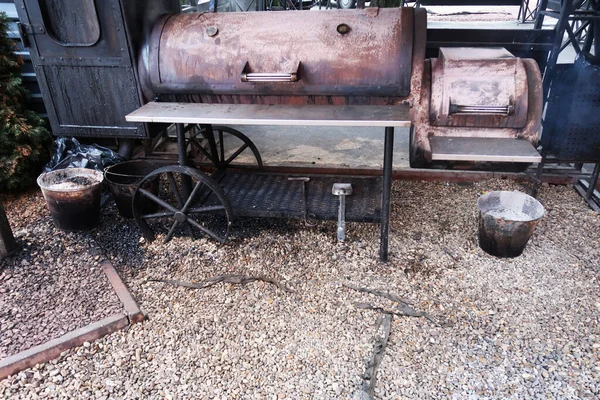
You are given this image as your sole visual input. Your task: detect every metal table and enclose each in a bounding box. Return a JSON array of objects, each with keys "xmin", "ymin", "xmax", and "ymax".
[{"xmin": 126, "ymin": 102, "xmax": 411, "ymax": 261}]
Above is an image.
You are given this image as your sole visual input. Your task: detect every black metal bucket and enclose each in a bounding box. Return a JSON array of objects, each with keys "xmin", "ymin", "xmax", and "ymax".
[
  {"xmin": 104, "ymin": 160, "xmax": 160, "ymax": 219},
  {"xmin": 37, "ymin": 168, "xmax": 104, "ymax": 231},
  {"xmin": 477, "ymin": 191, "xmax": 545, "ymax": 258}
]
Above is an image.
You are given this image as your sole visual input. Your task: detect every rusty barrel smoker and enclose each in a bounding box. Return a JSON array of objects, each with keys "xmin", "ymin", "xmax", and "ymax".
[
  {"xmin": 138, "ymin": 8, "xmax": 425, "ymax": 105},
  {"xmin": 137, "ymin": 9, "xmax": 543, "ymax": 169}
]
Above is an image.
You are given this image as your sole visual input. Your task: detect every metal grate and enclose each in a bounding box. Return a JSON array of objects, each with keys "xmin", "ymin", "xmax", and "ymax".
[
  {"xmin": 542, "ymin": 59, "xmax": 600, "ymax": 162},
  {"xmin": 204, "ymin": 172, "xmax": 383, "ymax": 222}
]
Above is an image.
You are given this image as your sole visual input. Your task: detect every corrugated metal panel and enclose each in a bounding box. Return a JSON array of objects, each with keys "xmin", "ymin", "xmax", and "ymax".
[{"xmin": 1, "ymin": 0, "xmax": 46, "ymax": 117}]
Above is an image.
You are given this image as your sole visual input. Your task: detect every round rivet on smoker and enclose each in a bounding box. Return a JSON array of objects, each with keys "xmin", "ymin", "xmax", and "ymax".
[
  {"xmin": 337, "ymin": 23, "xmax": 350, "ymax": 35},
  {"xmin": 206, "ymin": 26, "xmax": 218, "ymax": 37}
]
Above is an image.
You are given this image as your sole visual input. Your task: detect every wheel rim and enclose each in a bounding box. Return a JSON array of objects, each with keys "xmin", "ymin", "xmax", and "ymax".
[
  {"xmin": 132, "ymin": 165, "xmax": 233, "ymax": 245},
  {"xmin": 187, "ymin": 125, "xmax": 263, "ymax": 169}
]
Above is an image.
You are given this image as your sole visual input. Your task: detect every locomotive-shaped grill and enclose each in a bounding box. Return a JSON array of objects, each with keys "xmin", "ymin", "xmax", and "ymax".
[{"xmin": 14, "ymin": 1, "xmax": 544, "ymax": 261}]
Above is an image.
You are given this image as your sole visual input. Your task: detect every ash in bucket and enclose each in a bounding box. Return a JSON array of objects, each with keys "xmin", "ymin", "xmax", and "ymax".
[
  {"xmin": 44, "ymin": 175, "xmax": 96, "ymax": 190},
  {"xmin": 39, "ymin": 169, "xmax": 103, "ymax": 191},
  {"xmin": 477, "ymin": 191, "xmax": 545, "ymax": 258}
]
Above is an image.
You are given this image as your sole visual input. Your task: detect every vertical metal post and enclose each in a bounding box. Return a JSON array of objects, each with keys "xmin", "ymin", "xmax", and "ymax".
[
  {"xmin": 380, "ymin": 127, "xmax": 394, "ymax": 262},
  {"xmin": 534, "ymin": 0, "xmax": 549, "ymax": 29},
  {"xmin": 0, "ymin": 202, "xmax": 16, "ymax": 261},
  {"xmin": 176, "ymin": 123, "xmax": 193, "ymax": 200},
  {"xmin": 585, "ymin": 163, "xmax": 600, "ymax": 200},
  {"xmin": 337, "ymin": 195, "xmax": 346, "ymax": 241},
  {"xmin": 531, "ymin": 151, "xmax": 546, "ymax": 198},
  {"xmin": 542, "ymin": 0, "xmax": 573, "ymax": 101}
]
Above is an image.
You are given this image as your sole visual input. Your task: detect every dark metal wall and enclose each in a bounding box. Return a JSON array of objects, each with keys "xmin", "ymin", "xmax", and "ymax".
[{"xmin": 13, "ymin": 0, "xmax": 180, "ymax": 139}]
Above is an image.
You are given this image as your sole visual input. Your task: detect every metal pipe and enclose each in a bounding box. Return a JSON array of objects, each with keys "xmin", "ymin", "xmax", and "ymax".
[
  {"xmin": 338, "ymin": 194, "xmax": 346, "ymax": 241},
  {"xmin": 379, "ymin": 126, "xmax": 394, "ymax": 262},
  {"xmin": 176, "ymin": 123, "xmax": 193, "ymax": 200},
  {"xmin": 117, "ymin": 138, "xmax": 136, "ymax": 159}
]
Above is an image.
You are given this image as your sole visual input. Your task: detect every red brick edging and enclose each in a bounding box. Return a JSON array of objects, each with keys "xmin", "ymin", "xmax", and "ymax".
[{"xmin": 0, "ymin": 248, "xmax": 143, "ymax": 380}]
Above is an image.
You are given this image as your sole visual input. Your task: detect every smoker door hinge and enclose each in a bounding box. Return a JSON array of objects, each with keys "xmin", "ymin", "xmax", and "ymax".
[{"xmin": 17, "ymin": 23, "xmax": 45, "ymax": 48}]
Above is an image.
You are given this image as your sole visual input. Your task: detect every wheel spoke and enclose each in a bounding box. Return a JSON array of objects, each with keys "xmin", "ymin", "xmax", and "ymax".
[
  {"xmin": 140, "ymin": 211, "xmax": 176, "ymax": 220},
  {"xmin": 189, "ymin": 136, "xmax": 217, "ymax": 164},
  {"xmin": 181, "ymin": 179, "xmax": 207, "ymax": 212},
  {"xmin": 167, "ymin": 172, "xmax": 183, "ymax": 208},
  {"xmin": 187, "ymin": 205, "xmax": 226, "ymax": 214},
  {"xmin": 224, "ymin": 143, "xmax": 249, "ymax": 165},
  {"xmin": 163, "ymin": 220, "xmax": 180, "ymax": 243},
  {"xmin": 139, "ymin": 188, "xmax": 180, "ymax": 214},
  {"xmin": 186, "ymin": 217, "xmax": 226, "ymax": 243},
  {"xmin": 219, "ymin": 130, "xmax": 225, "ymax": 163}
]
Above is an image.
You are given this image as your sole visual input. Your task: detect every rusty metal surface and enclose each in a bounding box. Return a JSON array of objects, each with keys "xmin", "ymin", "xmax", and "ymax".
[
  {"xmin": 141, "ymin": 8, "xmax": 420, "ymax": 99},
  {"xmin": 410, "ymin": 53, "xmax": 543, "ymax": 168},
  {"xmin": 429, "ymin": 48, "xmax": 529, "ymax": 129},
  {"xmin": 99, "ymin": 258, "xmax": 145, "ymax": 324},
  {"xmin": 0, "ymin": 314, "xmax": 129, "ymax": 381}
]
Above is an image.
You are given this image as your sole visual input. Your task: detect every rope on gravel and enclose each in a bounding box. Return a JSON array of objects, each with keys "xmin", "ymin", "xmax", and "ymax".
[
  {"xmin": 147, "ymin": 274, "xmax": 294, "ymax": 293},
  {"xmin": 354, "ymin": 312, "xmax": 392, "ymax": 400},
  {"xmin": 354, "ymin": 303, "xmax": 443, "ymax": 327}
]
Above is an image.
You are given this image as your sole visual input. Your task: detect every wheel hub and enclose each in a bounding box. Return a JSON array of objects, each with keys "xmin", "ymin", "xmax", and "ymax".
[{"xmin": 174, "ymin": 211, "xmax": 187, "ymax": 223}]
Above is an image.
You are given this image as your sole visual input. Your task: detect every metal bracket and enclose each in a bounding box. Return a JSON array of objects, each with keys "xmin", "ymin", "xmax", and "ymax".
[
  {"xmin": 288, "ymin": 177, "xmax": 314, "ymax": 226},
  {"xmin": 17, "ymin": 23, "xmax": 45, "ymax": 49},
  {"xmin": 19, "ymin": 22, "xmax": 45, "ymax": 35},
  {"xmin": 332, "ymin": 183, "xmax": 352, "ymax": 241}
]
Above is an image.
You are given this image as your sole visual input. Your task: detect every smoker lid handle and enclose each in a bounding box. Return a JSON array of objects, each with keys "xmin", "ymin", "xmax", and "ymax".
[{"xmin": 240, "ymin": 61, "xmax": 300, "ymax": 83}]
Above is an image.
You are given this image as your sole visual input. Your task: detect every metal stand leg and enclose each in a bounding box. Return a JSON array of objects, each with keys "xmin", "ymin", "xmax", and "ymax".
[
  {"xmin": 531, "ymin": 151, "xmax": 546, "ymax": 198},
  {"xmin": 585, "ymin": 163, "xmax": 600, "ymax": 200},
  {"xmin": 380, "ymin": 127, "xmax": 394, "ymax": 262},
  {"xmin": 176, "ymin": 123, "xmax": 193, "ymax": 199},
  {"xmin": 0, "ymin": 202, "xmax": 16, "ymax": 260},
  {"xmin": 574, "ymin": 163, "xmax": 600, "ymax": 213}
]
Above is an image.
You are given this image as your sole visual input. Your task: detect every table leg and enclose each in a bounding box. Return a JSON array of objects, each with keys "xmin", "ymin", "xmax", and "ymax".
[
  {"xmin": 380, "ymin": 127, "xmax": 394, "ymax": 262},
  {"xmin": 176, "ymin": 123, "xmax": 193, "ymax": 200}
]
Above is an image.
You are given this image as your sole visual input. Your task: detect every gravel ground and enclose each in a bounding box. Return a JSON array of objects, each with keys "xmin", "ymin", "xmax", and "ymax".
[
  {"xmin": 1, "ymin": 179, "xmax": 599, "ymax": 399},
  {"xmin": 0, "ymin": 216, "xmax": 125, "ymax": 359}
]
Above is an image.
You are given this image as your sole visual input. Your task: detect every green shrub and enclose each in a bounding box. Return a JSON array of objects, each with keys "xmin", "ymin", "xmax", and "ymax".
[{"xmin": 0, "ymin": 11, "xmax": 51, "ymax": 192}]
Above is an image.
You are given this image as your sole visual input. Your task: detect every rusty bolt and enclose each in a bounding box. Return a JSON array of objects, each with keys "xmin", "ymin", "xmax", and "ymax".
[{"xmin": 206, "ymin": 26, "xmax": 218, "ymax": 37}]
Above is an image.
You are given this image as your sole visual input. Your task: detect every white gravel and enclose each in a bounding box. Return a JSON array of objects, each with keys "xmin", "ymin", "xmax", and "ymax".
[{"xmin": 1, "ymin": 179, "xmax": 599, "ymax": 399}]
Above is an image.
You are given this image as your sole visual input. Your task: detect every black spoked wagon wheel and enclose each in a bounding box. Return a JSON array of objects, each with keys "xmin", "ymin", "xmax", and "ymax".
[
  {"xmin": 132, "ymin": 165, "xmax": 233, "ymax": 245},
  {"xmin": 187, "ymin": 125, "xmax": 263, "ymax": 169}
]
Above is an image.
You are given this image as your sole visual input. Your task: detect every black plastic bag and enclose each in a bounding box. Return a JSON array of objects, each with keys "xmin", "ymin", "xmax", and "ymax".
[{"xmin": 44, "ymin": 137, "xmax": 125, "ymax": 172}]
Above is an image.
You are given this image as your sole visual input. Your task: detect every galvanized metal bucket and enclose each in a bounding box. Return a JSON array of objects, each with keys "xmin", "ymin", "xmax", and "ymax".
[
  {"xmin": 37, "ymin": 168, "xmax": 104, "ymax": 231},
  {"xmin": 477, "ymin": 190, "xmax": 545, "ymax": 258},
  {"xmin": 104, "ymin": 160, "xmax": 160, "ymax": 219}
]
